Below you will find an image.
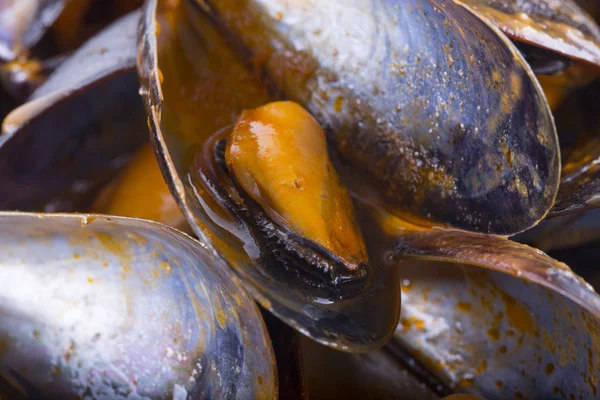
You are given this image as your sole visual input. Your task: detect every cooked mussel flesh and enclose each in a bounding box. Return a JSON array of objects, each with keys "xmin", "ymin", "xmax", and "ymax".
[
  {"xmin": 92, "ymin": 143, "xmax": 189, "ymax": 231},
  {"xmin": 199, "ymin": 101, "xmax": 369, "ymax": 287}
]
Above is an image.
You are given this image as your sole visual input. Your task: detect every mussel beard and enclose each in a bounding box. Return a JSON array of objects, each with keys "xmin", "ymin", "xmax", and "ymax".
[{"xmin": 192, "ymin": 103, "xmax": 370, "ymax": 293}]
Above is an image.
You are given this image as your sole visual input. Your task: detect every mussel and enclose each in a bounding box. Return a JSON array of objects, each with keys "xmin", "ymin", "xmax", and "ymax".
[
  {"xmin": 0, "ymin": 213, "xmax": 277, "ymax": 399},
  {"xmin": 0, "ymin": 0, "xmax": 67, "ymax": 100},
  {"xmin": 393, "ymin": 259, "xmax": 600, "ymax": 399},
  {"xmin": 0, "ymin": 11, "xmax": 146, "ymax": 212},
  {"xmin": 0, "ymin": 0, "xmax": 145, "ymax": 100},
  {"xmin": 92, "ymin": 143, "xmax": 189, "ymax": 232},
  {"xmin": 203, "ymin": 101, "xmax": 369, "ymax": 287},
  {"xmin": 157, "ymin": 1, "xmax": 599, "ymax": 395},
  {"xmin": 137, "ymin": 0, "xmax": 568, "ymax": 350},
  {"xmin": 457, "ymin": 1, "xmax": 600, "ymax": 72},
  {"xmin": 139, "ymin": 0, "xmax": 401, "ymax": 351},
  {"xmin": 0, "ymin": 0, "xmax": 599, "ymax": 398},
  {"xmin": 456, "ymin": 0, "xmax": 600, "ymax": 74},
  {"xmin": 198, "ymin": 0, "xmax": 558, "ymax": 236},
  {"xmin": 455, "ymin": 0, "xmax": 600, "ymax": 221}
]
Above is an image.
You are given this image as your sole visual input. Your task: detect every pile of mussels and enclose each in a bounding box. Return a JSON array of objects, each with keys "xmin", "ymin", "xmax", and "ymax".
[{"xmin": 2, "ymin": 0, "xmax": 600, "ymax": 399}]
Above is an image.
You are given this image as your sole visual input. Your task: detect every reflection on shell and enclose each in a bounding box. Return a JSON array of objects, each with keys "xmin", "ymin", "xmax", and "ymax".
[{"xmin": 0, "ymin": 213, "xmax": 277, "ymax": 399}]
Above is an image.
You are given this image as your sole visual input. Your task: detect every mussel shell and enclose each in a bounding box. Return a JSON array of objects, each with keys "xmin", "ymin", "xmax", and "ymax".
[
  {"xmin": 0, "ymin": 11, "xmax": 146, "ymax": 212},
  {"xmin": 200, "ymin": 0, "xmax": 559, "ymax": 235},
  {"xmin": 260, "ymin": 310, "xmax": 307, "ymax": 400},
  {"xmin": 0, "ymin": 213, "xmax": 277, "ymax": 399},
  {"xmin": 300, "ymin": 336, "xmax": 440, "ymax": 400},
  {"xmin": 0, "ymin": 0, "xmax": 66, "ymax": 61},
  {"xmin": 547, "ymin": 78, "xmax": 600, "ymax": 218},
  {"xmin": 394, "ymin": 260, "xmax": 600, "ymax": 399},
  {"xmin": 138, "ymin": 0, "xmax": 401, "ymax": 351},
  {"xmin": 552, "ymin": 168, "xmax": 600, "ymax": 216},
  {"xmin": 515, "ymin": 208, "xmax": 600, "ymax": 251},
  {"xmin": 457, "ymin": 0, "xmax": 600, "ymax": 68}
]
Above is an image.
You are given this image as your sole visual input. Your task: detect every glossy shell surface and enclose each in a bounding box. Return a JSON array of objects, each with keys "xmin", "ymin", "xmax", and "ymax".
[
  {"xmin": 0, "ymin": 213, "xmax": 277, "ymax": 399},
  {"xmin": 394, "ymin": 260, "xmax": 600, "ymax": 399}
]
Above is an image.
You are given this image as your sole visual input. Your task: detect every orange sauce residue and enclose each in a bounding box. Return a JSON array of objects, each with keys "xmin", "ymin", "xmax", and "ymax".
[
  {"xmin": 226, "ymin": 101, "xmax": 368, "ymax": 270},
  {"xmin": 400, "ymin": 316, "xmax": 426, "ymax": 331},
  {"xmin": 94, "ymin": 232, "xmax": 129, "ymax": 258},
  {"xmin": 475, "ymin": 360, "xmax": 487, "ymax": 374},
  {"xmin": 457, "ymin": 301, "xmax": 472, "ymax": 313},
  {"xmin": 500, "ymin": 292, "xmax": 537, "ymax": 336}
]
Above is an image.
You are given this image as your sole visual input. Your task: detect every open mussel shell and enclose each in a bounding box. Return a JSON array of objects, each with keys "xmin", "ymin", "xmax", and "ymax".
[
  {"xmin": 138, "ymin": 0, "xmax": 400, "ymax": 351},
  {"xmin": 394, "ymin": 259, "xmax": 600, "ymax": 399},
  {"xmin": 0, "ymin": 11, "xmax": 146, "ymax": 212},
  {"xmin": 457, "ymin": 0, "xmax": 600, "ymax": 68},
  {"xmin": 200, "ymin": 0, "xmax": 559, "ymax": 236},
  {"xmin": 0, "ymin": 0, "xmax": 66, "ymax": 61},
  {"xmin": 0, "ymin": 212, "xmax": 277, "ymax": 399}
]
